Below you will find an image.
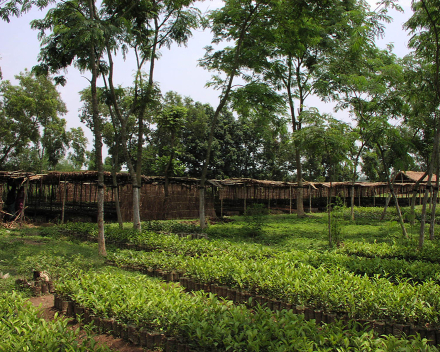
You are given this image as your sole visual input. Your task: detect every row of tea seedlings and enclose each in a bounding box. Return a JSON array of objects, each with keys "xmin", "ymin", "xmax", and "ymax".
[
  {"xmin": 335, "ymin": 240, "xmax": 440, "ymax": 263},
  {"xmin": 0, "ymin": 291, "xmax": 110, "ymax": 351},
  {"xmin": 106, "ymin": 248, "xmax": 440, "ymax": 343},
  {"xmin": 33, "ymin": 222, "xmax": 440, "ymax": 286},
  {"xmin": 53, "ymin": 267, "xmax": 437, "ymax": 352},
  {"xmin": 66, "ymin": 223, "xmax": 440, "ymax": 285},
  {"xmin": 277, "ymin": 249, "xmax": 440, "ymax": 284}
]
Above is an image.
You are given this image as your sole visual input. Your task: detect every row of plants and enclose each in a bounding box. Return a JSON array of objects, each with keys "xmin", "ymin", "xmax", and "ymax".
[
  {"xmin": 38, "ymin": 221, "xmax": 440, "ymax": 284},
  {"xmin": 107, "ymin": 248, "xmax": 440, "ymax": 327},
  {"xmin": 336, "ymin": 239, "xmax": 440, "ymax": 263},
  {"xmin": 0, "ymin": 290, "xmax": 109, "ymax": 352},
  {"xmin": 30, "ymin": 217, "xmax": 440, "ymax": 285},
  {"xmin": 54, "ymin": 267, "xmax": 438, "ymax": 352},
  {"xmin": 42, "ymin": 220, "xmax": 202, "ymax": 240},
  {"xmin": 280, "ymin": 249, "xmax": 440, "ymax": 284},
  {"xmin": 39, "ymin": 222, "xmax": 278, "ymax": 259}
]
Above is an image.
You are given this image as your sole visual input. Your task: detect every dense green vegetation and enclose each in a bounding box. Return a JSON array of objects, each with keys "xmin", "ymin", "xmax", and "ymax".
[
  {"xmin": 0, "ymin": 291, "xmax": 110, "ymax": 351},
  {"xmin": 3, "ymin": 207, "xmax": 440, "ymax": 350}
]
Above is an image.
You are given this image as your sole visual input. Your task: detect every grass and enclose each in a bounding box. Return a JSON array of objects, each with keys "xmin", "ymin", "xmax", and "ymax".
[
  {"xmin": 0, "ymin": 226, "xmax": 107, "ymax": 294},
  {"xmin": 1, "ymin": 204, "xmax": 438, "ymax": 292},
  {"xmin": 206, "ymin": 205, "xmax": 434, "ymax": 251}
]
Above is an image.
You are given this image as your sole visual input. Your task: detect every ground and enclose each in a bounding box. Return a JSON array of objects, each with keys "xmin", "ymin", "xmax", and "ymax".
[{"xmin": 29, "ymin": 294, "xmax": 149, "ymax": 352}]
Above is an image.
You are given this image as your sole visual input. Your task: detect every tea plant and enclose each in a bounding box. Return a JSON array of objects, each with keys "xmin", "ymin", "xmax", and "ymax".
[
  {"xmin": 0, "ymin": 291, "xmax": 110, "ymax": 351},
  {"xmin": 243, "ymin": 203, "xmax": 269, "ymax": 238},
  {"xmin": 56, "ymin": 268, "xmax": 438, "ymax": 352},
  {"xmin": 108, "ymin": 248, "xmax": 440, "ymax": 326}
]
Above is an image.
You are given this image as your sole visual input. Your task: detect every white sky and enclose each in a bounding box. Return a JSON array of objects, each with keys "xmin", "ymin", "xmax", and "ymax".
[{"xmin": 0, "ymin": 0, "xmax": 413, "ymax": 154}]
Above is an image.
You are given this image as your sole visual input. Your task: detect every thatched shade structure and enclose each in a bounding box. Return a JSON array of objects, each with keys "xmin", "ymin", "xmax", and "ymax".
[
  {"xmin": 0, "ymin": 171, "xmax": 216, "ymax": 222},
  {"xmin": 0, "ymin": 170, "xmax": 437, "ymax": 221}
]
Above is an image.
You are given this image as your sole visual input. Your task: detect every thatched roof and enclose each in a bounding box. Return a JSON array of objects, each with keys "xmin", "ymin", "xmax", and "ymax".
[
  {"xmin": 0, "ymin": 171, "xmax": 433, "ymax": 190},
  {"xmin": 0, "ymin": 171, "xmax": 204, "ymax": 186},
  {"xmin": 393, "ymin": 171, "xmax": 437, "ymax": 183}
]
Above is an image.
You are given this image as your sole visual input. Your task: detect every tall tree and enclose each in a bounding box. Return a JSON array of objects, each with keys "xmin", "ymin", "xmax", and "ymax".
[
  {"xmin": 32, "ymin": 0, "xmax": 107, "ymax": 255},
  {"xmin": 241, "ymin": 0, "xmax": 385, "ymax": 216},
  {"xmin": 100, "ymin": 0, "xmax": 199, "ymax": 231},
  {"xmin": 67, "ymin": 127, "xmax": 88, "ymax": 170},
  {"xmin": 156, "ymin": 98, "xmax": 187, "ymax": 217},
  {"xmin": 0, "ymin": 70, "xmax": 68, "ymax": 170},
  {"xmin": 405, "ymin": 0, "xmax": 440, "ymax": 247},
  {"xmin": 198, "ymin": 0, "xmax": 272, "ymax": 227}
]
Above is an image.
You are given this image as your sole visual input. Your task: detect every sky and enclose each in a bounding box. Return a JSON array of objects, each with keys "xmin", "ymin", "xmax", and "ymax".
[{"xmin": 0, "ymin": 0, "xmax": 413, "ymax": 154}]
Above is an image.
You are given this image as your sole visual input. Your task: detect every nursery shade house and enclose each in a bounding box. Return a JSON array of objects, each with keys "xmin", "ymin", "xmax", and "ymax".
[
  {"xmin": 0, "ymin": 171, "xmax": 216, "ymax": 222},
  {"xmin": 0, "ymin": 171, "xmax": 437, "ymax": 222}
]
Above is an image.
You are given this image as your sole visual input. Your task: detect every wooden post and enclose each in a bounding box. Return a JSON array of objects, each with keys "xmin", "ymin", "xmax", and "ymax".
[
  {"xmin": 244, "ymin": 186, "xmax": 247, "ymax": 215},
  {"xmin": 19, "ymin": 179, "xmax": 30, "ymax": 226},
  {"xmin": 268, "ymin": 188, "xmax": 271, "ymax": 213},
  {"xmin": 61, "ymin": 182, "xmax": 67, "ymax": 224},
  {"xmin": 309, "ymin": 185, "xmax": 312, "ymax": 213},
  {"xmin": 289, "ymin": 186, "xmax": 292, "ymax": 214}
]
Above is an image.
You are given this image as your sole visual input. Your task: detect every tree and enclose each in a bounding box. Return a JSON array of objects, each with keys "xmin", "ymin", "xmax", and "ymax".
[
  {"xmin": 238, "ymin": 0, "xmax": 385, "ymax": 217},
  {"xmin": 67, "ymin": 127, "xmax": 88, "ymax": 170},
  {"xmin": 0, "ymin": 70, "xmax": 68, "ymax": 170},
  {"xmin": 99, "ymin": 0, "xmax": 199, "ymax": 231},
  {"xmin": 405, "ymin": 0, "xmax": 440, "ymax": 248},
  {"xmin": 330, "ymin": 45, "xmax": 412, "ymax": 238},
  {"xmin": 156, "ymin": 97, "xmax": 187, "ymax": 217},
  {"xmin": 300, "ymin": 111, "xmax": 356, "ymax": 183},
  {"xmin": 32, "ymin": 0, "xmax": 107, "ymax": 256},
  {"xmin": 198, "ymin": 0, "xmax": 272, "ymax": 227}
]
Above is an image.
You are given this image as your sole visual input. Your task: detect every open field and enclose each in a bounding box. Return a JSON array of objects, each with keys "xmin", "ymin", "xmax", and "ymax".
[{"xmin": 2, "ymin": 206, "xmax": 440, "ymax": 351}]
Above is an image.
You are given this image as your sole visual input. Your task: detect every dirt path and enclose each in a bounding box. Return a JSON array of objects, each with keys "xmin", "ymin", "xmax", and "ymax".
[{"xmin": 29, "ymin": 295, "xmax": 148, "ymax": 352}]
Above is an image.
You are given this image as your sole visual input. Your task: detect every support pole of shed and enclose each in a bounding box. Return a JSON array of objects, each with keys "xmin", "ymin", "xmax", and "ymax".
[
  {"xmin": 244, "ymin": 186, "xmax": 247, "ymax": 215},
  {"xmin": 289, "ymin": 186, "xmax": 292, "ymax": 214},
  {"xmin": 61, "ymin": 182, "xmax": 67, "ymax": 224},
  {"xmin": 309, "ymin": 186, "xmax": 312, "ymax": 213},
  {"xmin": 268, "ymin": 188, "xmax": 271, "ymax": 213}
]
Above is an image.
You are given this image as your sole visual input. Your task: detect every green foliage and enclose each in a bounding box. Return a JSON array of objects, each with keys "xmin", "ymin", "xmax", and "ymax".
[
  {"xmin": 243, "ymin": 203, "xmax": 268, "ymax": 237},
  {"xmin": 0, "ymin": 291, "xmax": 110, "ymax": 351},
  {"xmin": 57, "ymin": 268, "xmax": 437, "ymax": 351},
  {"xmin": 0, "ymin": 70, "xmax": 69, "ymax": 171},
  {"xmin": 329, "ymin": 197, "xmax": 346, "ymax": 247}
]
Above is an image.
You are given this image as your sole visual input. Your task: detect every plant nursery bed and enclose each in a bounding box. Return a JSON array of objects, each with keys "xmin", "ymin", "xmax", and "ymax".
[{"xmin": 28, "ymin": 294, "xmax": 149, "ymax": 352}]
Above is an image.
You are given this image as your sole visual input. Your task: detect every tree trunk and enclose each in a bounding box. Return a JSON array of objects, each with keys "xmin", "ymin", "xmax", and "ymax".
[
  {"xmin": 199, "ymin": 187, "xmax": 206, "ymax": 228},
  {"xmin": 380, "ymin": 193, "xmax": 391, "ymax": 221},
  {"xmin": 328, "ymin": 183, "xmax": 332, "ymax": 247},
  {"xmin": 390, "ymin": 186, "xmax": 408, "ymax": 239},
  {"xmin": 429, "ymin": 183, "xmax": 438, "ymax": 240},
  {"xmin": 286, "ymin": 56, "xmax": 305, "ymax": 217},
  {"xmin": 410, "ymin": 170, "xmax": 429, "ymax": 226},
  {"xmin": 163, "ymin": 131, "xmax": 176, "ymax": 220},
  {"xmin": 89, "ymin": 0, "xmax": 106, "ymax": 256},
  {"xmin": 104, "ymin": 43, "xmax": 141, "ymax": 232},
  {"xmin": 419, "ymin": 125, "xmax": 440, "ymax": 248},
  {"xmin": 350, "ymin": 185, "xmax": 355, "ymax": 221},
  {"xmin": 199, "ymin": 4, "xmax": 262, "ymax": 228},
  {"xmin": 111, "ymin": 158, "xmax": 123, "ymax": 229},
  {"xmin": 377, "ymin": 145, "xmax": 407, "ymax": 239},
  {"xmin": 295, "ymin": 148, "xmax": 305, "ymax": 216}
]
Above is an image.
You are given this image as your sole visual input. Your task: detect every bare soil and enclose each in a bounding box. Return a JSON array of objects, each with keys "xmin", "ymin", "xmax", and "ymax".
[{"xmin": 29, "ymin": 294, "xmax": 149, "ymax": 352}]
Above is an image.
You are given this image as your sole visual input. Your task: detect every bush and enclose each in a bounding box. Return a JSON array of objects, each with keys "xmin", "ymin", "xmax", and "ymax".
[{"xmin": 243, "ymin": 204, "xmax": 269, "ymax": 238}]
